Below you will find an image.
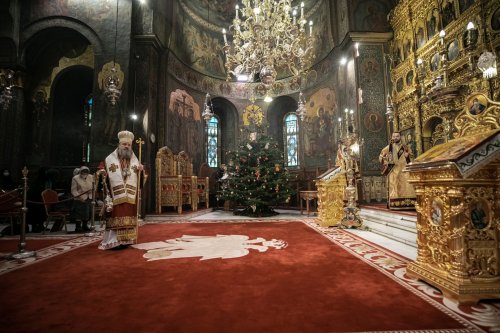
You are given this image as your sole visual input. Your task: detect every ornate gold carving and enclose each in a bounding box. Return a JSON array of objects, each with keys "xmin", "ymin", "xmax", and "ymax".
[{"xmin": 454, "ymin": 93, "xmax": 500, "ymax": 138}]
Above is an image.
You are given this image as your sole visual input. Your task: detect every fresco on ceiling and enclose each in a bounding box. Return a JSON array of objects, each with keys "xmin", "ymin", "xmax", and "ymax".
[
  {"xmin": 182, "ymin": 0, "xmax": 321, "ymax": 29},
  {"xmin": 173, "ymin": 1, "xmax": 331, "ymax": 80},
  {"xmin": 311, "ymin": 1, "xmax": 334, "ymax": 63},
  {"xmin": 172, "ymin": 2, "xmax": 226, "ymax": 79},
  {"xmin": 23, "ymin": 0, "xmax": 116, "ymax": 27},
  {"xmin": 353, "ymin": 0, "xmax": 391, "ymax": 32},
  {"xmin": 167, "ymin": 89, "xmax": 203, "ymax": 160},
  {"xmin": 302, "ymin": 87, "xmax": 337, "ymax": 164}
]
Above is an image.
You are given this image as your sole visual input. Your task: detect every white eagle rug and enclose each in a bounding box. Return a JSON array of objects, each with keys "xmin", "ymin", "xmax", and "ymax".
[{"xmin": 132, "ymin": 235, "xmax": 288, "ymax": 261}]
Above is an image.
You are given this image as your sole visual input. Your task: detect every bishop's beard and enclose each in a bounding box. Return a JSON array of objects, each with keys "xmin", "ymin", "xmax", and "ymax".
[{"xmin": 118, "ymin": 147, "xmax": 132, "ymax": 160}]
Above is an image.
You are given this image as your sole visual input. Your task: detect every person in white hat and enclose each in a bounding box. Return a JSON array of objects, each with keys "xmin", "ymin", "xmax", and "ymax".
[
  {"xmin": 70, "ymin": 166, "xmax": 94, "ymax": 232},
  {"xmin": 98, "ymin": 130, "xmax": 145, "ymax": 250}
]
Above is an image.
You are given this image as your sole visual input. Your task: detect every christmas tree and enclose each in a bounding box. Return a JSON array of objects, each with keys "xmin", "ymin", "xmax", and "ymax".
[{"xmin": 219, "ymin": 129, "xmax": 294, "ymax": 217}]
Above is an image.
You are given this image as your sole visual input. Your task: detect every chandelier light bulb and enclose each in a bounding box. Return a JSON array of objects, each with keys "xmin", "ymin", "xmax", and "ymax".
[
  {"xmin": 340, "ymin": 57, "xmax": 347, "ymax": 65},
  {"xmin": 466, "ymin": 21, "xmax": 475, "ymax": 30},
  {"xmin": 439, "ymin": 30, "xmax": 445, "ymax": 38},
  {"xmin": 416, "ymin": 58, "xmax": 423, "ymax": 65},
  {"xmin": 223, "ymin": 1, "xmax": 315, "ymax": 87}
]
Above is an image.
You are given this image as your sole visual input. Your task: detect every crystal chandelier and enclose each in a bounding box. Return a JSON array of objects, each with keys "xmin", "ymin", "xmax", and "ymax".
[
  {"xmin": 296, "ymin": 91, "xmax": 306, "ymax": 120},
  {"xmin": 201, "ymin": 93, "xmax": 214, "ymax": 122},
  {"xmin": 222, "ymin": 0, "xmax": 315, "ymax": 88},
  {"xmin": 103, "ymin": 0, "xmax": 122, "ymax": 106},
  {"xmin": 104, "ymin": 66, "xmax": 121, "ymax": 106}
]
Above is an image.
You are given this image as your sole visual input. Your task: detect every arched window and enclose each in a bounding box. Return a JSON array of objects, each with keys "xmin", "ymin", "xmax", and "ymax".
[
  {"xmin": 284, "ymin": 113, "xmax": 298, "ymax": 167},
  {"xmin": 207, "ymin": 116, "xmax": 220, "ymax": 167}
]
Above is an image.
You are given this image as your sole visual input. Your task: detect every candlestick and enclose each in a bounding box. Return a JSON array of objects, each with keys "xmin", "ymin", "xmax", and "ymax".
[{"xmin": 344, "ymin": 108, "xmax": 349, "ymax": 136}]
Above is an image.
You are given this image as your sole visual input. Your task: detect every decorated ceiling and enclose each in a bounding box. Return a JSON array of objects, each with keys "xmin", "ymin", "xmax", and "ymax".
[
  {"xmin": 181, "ymin": 0, "xmax": 322, "ymax": 29},
  {"xmin": 173, "ymin": 0, "xmax": 332, "ymax": 80}
]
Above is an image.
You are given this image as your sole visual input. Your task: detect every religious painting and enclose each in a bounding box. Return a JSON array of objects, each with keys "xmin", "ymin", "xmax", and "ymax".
[
  {"xmin": 467, "ymin": 94, "xmax": 487, "ymax": 116},
  {"xmin": 360, "ymin": 57, "xmax": 380, "ymax": 83},
  {"xmin": 363, "ymin": 111, "xmax": 383, "ymax": 132},
  {"xmin": 463, "ymin": 27, "xmax": 478, "ymax": 48},
  {"xmin": 396, "ymin": 77, "xmax": 404, "ymax": 92},
  {"xmin": 492, "ymin": 7, "xmax": 500, "ymax": 31},
  {"xmin": 167, "ymin": 89, "xmax": 202, "ymax": 159},
  {"xmin": 242, "ymin": 104, "xmax": 264, "ymax": 127},
  {"xmin": 429, "ymin": 198, "xmax": 443, "ymax": 225},
  {"xmin": 430, "ymin": 53, "xmax": 440, "ymax": 72},
  {"xmin": 403, "ymin": 38, "xmax": 412, "ymax": 60},
  {"xmin": 403, "ymin": 129, "xmax": 417, "ymax": 156},
  {"xmin": 406, "ymin": 70, "xmax": 414, "ymax": 86},
  {"xmin": 447, "ymin": 39, "xmax": 460, "ymax": 61},
  {"xmin": 172, "ymin": 2, "xmax": 226, "ymax": 79},
  {"xmin": 426, "ymin": 8, "xmax": 439, "ymax": 38},
  {"xmin": 470, "ymin": 200, "xmax": 488, "ymax": 229},
  {"xmin": 459, "ymin": 0, "xmax": 474, "ymax": 14},
  {"xmin": 302, "ymin": 88, "xmax": 337, "ymax": 159},
  {"xmin": 354, "ymin": 0, "xmax": 390, "ymax": 32},
  {"xmin": 441, "ymin": 0, "xmax": 456, "ymax": 28},
  {"xmin": 416, "ymin": 26, "xmax": 426, "ymax": 49}
]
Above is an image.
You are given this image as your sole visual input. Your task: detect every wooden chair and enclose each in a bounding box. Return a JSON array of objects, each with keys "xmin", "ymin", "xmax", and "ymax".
[
  {"xmin": 156, "ymin": 146, "xmax": 176, "ymax": 214},
  {"xmin": 41, "ymin": 189, "xmax": 69, "ymax": 233},
  {"xmin": 176, "ymin": 152, "xmax": 197, "ymax": 212}
]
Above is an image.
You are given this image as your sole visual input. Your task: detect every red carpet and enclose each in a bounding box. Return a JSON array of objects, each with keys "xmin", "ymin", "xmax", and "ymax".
[
  {"xmin": 0, "ymin": 221, "xmax": 484, "ymax": 333},
  {"xmin": 0, "ymin": 236, "xmax": 77, "ymax": 257}
]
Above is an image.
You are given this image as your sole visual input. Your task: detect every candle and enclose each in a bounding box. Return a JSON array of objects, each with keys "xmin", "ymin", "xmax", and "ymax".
[
  {"xmin": 338, "ymin": 117, "xmax": 342, "ymax": 138},
  {"xmin": 293, "ymin": 9, "xmax": 296, "ymax": 25},
  {"xmin": 309, "ymin": 20, "xmax": 313, "ymax": 36},
  {"xmin": 439, "ymin": 30, "xmax": 445, "ymax": 46},
  {"xmin": 301, "ymin": 2, "xmax": 304, "ymax": 19},
  {"xmin": 222, "ymin": 28, "xmax": 227, "ymax": 44},
  {"xmin": 235, "ymin": 4, "xmax": 239, "ymax": 19}
]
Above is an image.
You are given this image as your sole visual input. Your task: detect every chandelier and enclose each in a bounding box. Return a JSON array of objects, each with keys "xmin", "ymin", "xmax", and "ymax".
[
  {"xmin": 296, "ymin": 91, "xmax": 306, "ymax": 120},
  {"xmin": 222, "ymin": 0, "xmax": 315, "ymax": 88},
  {"xmin": 103, "ymin": 0, "xmax": 122, "ymax": 106},
  {"xmin": 201, "ymin": 93, "xmax": 214, "ymax": 122}
]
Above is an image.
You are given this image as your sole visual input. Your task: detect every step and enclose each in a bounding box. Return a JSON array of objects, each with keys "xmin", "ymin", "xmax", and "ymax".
[{"xmin": 360, "ymin": 208, "xmax": 417, "ymax": 248}]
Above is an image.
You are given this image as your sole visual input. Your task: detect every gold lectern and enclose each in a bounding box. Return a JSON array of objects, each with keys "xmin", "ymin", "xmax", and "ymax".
[
  {"xmin": 315, "ymin": 167, "xmax": 346, "ymax": 227},
  {"xmin": 406, "ymin": 93, "xmax": 500, "ymax": 304}
]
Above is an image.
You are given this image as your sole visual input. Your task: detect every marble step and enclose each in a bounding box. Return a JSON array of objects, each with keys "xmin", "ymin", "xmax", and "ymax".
[{"xmin": 359, "ymin": 208, "xmax": 417, "ymax": 248}]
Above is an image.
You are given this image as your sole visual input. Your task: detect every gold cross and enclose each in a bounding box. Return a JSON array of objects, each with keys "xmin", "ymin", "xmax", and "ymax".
[{"xmin": 109, "ymin": 163, "xmax": 118, "ymax": 173}]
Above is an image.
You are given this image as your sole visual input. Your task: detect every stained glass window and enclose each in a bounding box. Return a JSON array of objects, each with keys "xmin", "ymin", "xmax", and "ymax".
[
  {"xmin": 207, "ymin": 116, "xmax": 219, "ymax": 167},
  {"xmin": 284, "ymin": 113, "xmax": 298, "ymax": 167}
]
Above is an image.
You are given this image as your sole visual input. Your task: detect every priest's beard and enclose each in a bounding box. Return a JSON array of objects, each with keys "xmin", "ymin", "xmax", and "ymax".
[{"xmin": 118, "ymin": 147, "xmax": 133, "ymax": 160}]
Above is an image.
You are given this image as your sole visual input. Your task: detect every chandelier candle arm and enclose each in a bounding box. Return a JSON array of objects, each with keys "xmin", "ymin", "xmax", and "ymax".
[{"xmin": 223, "ymin": 0, "xmax": 315, "ymax": 88}]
